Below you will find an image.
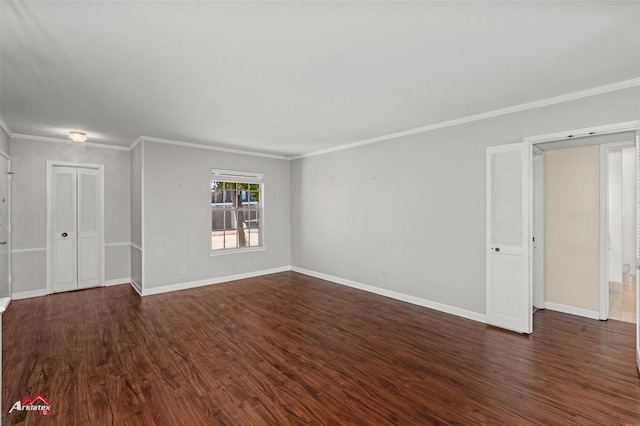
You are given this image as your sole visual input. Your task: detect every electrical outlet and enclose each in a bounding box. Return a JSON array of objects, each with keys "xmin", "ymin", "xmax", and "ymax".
[
  {"xmin": 181, "ymin": 266, "xmax": 187, "ymax": 274},
  {"xmin": 381, "ymin": 268, "xmax": 386, "ymax": 276}
]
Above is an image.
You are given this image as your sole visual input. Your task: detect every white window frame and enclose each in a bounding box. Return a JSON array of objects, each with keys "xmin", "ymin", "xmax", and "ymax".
[{"xmin": 210, "ymin": 169, "xmax": 265, "ymax": 256}]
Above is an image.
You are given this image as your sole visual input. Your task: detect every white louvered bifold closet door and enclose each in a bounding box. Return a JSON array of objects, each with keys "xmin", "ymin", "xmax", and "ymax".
[
  {"xmin": 486, "ymin": 142, "xmax": 532, "ymax": 334},
  {"xmin": 77, "ymin": 168, "xmax": 100, "ymax": 289},
  {"xmin": 51, "ymin": 166, "xmax": 102, "ymax": 293},
  {"xmin": 52, "ymin": 167, "xmax": 78, "ymax": 292}
]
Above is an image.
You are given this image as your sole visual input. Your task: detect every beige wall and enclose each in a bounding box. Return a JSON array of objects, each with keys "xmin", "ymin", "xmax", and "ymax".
[{"xmin": 544, "ymin": 145, "xmax": 600, "ymax": 311}]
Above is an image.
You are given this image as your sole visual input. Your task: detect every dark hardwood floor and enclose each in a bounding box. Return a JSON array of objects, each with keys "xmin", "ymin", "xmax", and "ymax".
[{"xmin": 3, "ymin": 271, "xmax": 640, "ymax": 425}]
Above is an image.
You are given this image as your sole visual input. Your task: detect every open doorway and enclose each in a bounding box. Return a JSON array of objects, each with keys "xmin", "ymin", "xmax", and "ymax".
[
  {"xmin": 604, "ymin": 144, "xmax": 636, "ymax": 323},
  {"xmin": 531, "ymin": 132, "xmax": 637, "ymax": 323}
]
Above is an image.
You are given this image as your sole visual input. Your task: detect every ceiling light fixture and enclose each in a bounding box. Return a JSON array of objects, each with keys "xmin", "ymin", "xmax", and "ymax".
[{"xmin": 69, "ymin": 131, "xmax": 87, "ymax": 143}]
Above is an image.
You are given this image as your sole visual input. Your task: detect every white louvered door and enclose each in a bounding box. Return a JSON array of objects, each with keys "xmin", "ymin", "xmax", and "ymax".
[
  {"xmin": 486, "ymin": 142, "xmax": 532, "ymax": 333},
  {"xmin": 51, "ymin": 166, "xmax": 102, "ymax": 293},
  {"xmin": 77, "ymin": 168, "xmax": 100, "ymax": 289},
  {"xmin": 52, "ymin": 167, "xmax": 78, "ymax": 292}
]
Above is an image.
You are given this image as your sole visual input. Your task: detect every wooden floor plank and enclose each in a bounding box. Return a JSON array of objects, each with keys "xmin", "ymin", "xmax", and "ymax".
[{"xmin": 3, "ymin": 271, "xmax": 640, "ymax": 425}]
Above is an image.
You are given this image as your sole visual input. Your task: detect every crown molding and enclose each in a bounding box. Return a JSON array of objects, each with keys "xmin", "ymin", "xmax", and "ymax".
[
  {"xmin": 130, "ymin": 136, "xmax": 144, "ymax": 150},
  {"xmin": 10, "ymin": 132, "xmax": 289, "ymax": 159},
  {"xmin": 0, "ymin": 115, "xmax": 12, "ymax": 137},
  {"xmin": 138, "ymin": 135, "xmax": 289, "ymax": 160},
  {"xmin": 291, "ymin": 77, "xmax": 640, "ymax": 160},
  {"xmin": 11, "ymin": 133, "xmax": 131, "ymax": 151},
  {"xmin": 5, "ymin": 77, "xmax": 639, "ymax": 161}
]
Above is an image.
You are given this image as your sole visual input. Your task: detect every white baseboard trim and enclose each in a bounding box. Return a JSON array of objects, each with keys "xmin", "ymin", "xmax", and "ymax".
[
  {"xmin": 105, "ymin": 242, "xmax": 131, "ymax": 249},
  {"xmin": 140, "ymin": 266, "xmax": 291, "ymax": 296},
  {"xmin": 0, "ymin": 297, "xmax": 11, "ymax": 314},
  {"xmin": 130, "ymin": 279, "xmax": 142, "ymax": 296},
  {"xmin": 12, "ymin": 289, "xmax": 47, "ymax": 300},
  {"xmin": 105, "ymin": 278, "xmax": 131, "ymax": 287},
  {"xmin": 544, "ymin": 302, "xmax": 600, "ymax": 320},
  {"xmin": 609, "ymin": 281, "xmax": 623, "ymax": 293},
  {"xmin": 11, "ymin": 248, "xmax": 46, "ymax": 255},
  {"xmin": 291, "ymin": 266, "xmax": 486, "ymax": 324}
]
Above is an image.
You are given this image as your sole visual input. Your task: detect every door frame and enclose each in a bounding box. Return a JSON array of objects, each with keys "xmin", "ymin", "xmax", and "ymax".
[
  {"xmin": 635, "ymin": 131, "xmax": 640, "ymax": 374},
  {"xmin": 524, "ymin": 121, "xmax": 640, "ymax": 316},
  {"xmin": 531, "ymin": 147, "xmax": 545, "ymax": 309},
  {"xmin": 45, "ymin": 161, "xmax": 105, "ymax": 294}
]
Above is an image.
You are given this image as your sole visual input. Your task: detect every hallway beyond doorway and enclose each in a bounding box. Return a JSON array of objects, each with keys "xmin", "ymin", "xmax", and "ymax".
[{"xmin": 609, "ymin": 276, "xmax": 636, "ymax": 323}]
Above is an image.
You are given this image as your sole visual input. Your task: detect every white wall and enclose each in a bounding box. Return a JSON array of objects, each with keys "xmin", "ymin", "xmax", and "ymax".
[
  {"xmin": 621, "ymin": 147, "xmax": 636, "ymax": 273},
  {"xmin": 291, "ymin": 86, "xmax": 640, "ymax": 316},
  {"xmin": 608, "ymin": 150, "xmax": 623, "ymax": 283},
  {"xmin": 10, "ymin": 138, "xmax": 131, "ymax": 295},
  {"xmin": 141, "ymin": 141, "xmax": 290, "ymax": 290}
]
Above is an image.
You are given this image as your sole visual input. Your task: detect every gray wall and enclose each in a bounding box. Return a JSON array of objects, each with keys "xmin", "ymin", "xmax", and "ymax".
[
  {"xmin": 0, "ymin": 127, "xmax": 9, "ymax": 298},
  {"xmin": 11, "ymin": 138, "xmax": 131, "ymax": 294},
  {"xmin": 130, "ymin": 142, "xmax": 143, "ymax": 289},
  {"xmin": 0, "ymin": 127, "xmax": 9, "ymax": 154},
  {"xmin": 291, "ymin": 86, "xmax": 640, "ymax": 315},
  {"xmin": 142, "ymin": 141, "xmax": 290, "ymax": 289}
]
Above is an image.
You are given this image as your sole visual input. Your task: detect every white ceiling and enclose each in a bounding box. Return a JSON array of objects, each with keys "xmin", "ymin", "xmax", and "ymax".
[{"xmin": 1, "ymin": 1, "xmax": 639, "ymax": 156}]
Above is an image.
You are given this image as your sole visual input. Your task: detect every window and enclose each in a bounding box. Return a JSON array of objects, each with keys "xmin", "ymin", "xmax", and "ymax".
[{"xmin": 211, "ymin": 169, "xmax": 263, "ymax": 252}]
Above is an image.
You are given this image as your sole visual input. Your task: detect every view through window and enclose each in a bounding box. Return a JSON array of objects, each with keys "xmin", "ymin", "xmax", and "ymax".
[{"xmin": 211, "ymin": 170, "xmax": 263, "ymax": 252}]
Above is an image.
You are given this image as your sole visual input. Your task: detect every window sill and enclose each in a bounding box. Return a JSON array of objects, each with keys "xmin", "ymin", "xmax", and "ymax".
[{"xmin": 209, "ymin": 246, "xmax": 266, "ymax": 257}]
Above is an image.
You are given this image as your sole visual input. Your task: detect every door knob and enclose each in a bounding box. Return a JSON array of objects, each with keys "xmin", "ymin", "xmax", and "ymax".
[{"xmin": 61, "ymin": 232, "xmax": 68, "ymax": 238}]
